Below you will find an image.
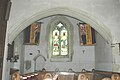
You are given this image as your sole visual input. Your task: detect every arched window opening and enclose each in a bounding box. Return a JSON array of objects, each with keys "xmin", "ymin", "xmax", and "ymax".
[{"xmin": 47, "ymin": 16, "xmax": 73, "ymax": 62}]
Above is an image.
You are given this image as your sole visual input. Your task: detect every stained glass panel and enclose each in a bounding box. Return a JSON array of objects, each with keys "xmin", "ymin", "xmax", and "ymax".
[
  {"xmin": 60, "ymin": 27, "xmax": 68, "ymax": 55},
  {"xmin": 52, "ymin": 28, "xmax": 59, "ymax": 56}
]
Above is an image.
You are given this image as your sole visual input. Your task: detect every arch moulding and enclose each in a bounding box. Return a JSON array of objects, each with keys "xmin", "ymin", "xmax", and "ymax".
[{"xmin": 8, "ymin": 7, "xmax": 112, "ymax": 44}]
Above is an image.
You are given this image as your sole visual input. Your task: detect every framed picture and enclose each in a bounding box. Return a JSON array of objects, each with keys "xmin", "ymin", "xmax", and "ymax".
[
  {"xmin": 24, "ymin": 22, "xmax": 41, "ymax": 45},
  {"xmin": 79, "ymin": 23, "xmax": 96, "ymax": 46}
]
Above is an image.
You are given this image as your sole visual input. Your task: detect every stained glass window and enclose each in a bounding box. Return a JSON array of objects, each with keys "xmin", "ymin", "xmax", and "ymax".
[
  {"xmin": 52, "ymin": 22, "xmax": 68, "ymax": 56},
  {"xmin": 48, "ymin": 16, "xmax": 73, "ymax": 62}
]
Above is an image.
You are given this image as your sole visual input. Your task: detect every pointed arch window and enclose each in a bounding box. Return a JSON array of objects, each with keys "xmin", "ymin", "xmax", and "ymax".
[
  {"xmin": 52, "ymin": 22, "xmax": 68, "ymax": 56},
  {"xmin": 47, "ymin": 16, "xmax": 73, "ymax": 62}
]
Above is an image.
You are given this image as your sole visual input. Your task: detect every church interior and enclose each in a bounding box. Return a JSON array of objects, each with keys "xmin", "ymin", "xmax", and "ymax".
[{"xmin": 0, "ymin": 0, "xmax": 120, "ymax": 80}]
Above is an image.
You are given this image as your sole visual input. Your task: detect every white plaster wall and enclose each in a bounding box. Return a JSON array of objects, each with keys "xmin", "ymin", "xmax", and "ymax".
[
  {"xmin": 13, "ymin": 32, "xmax": 25, "ymax": 74},
  {"xmin": 24, "ymin": 16, "xmax": 95, "ymax": 73},
  {"xmin": 112, "ymin": 44, "xmax": 120, "ymax": 72},
  {"xmin": 95, "ymin": 33, "xmax": 112, "ymax": 71},
  {"xmin": 13, "ymin": 33, "xmax": 22, "ymax": 69},
  {"xmin": 8, "ymin": 0, "xmax": 120, "ymax": 43}
]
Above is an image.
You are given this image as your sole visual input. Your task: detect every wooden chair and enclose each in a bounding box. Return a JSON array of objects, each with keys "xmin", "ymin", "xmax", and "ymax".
[
  {"xmin": 111, "ymin": 74, "xmax": 120, "ymax": 80},
  {"xmin": 78, "ymin": 73, "xmax": 89, "ymax": 80},
  {"xmin": 11, "ymin": 72, "xmax": 20, "ymax": 80},
  {"xmin": 102, "ymin": 77, "xmax": 111, "ymax": 80},
  {"xmin": 43, "ymin": 73, "xmax": 53, "ymax": 80}
]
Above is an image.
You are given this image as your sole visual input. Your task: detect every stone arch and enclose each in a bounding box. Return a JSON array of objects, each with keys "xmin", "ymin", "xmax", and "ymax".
[{"xmin": 8, "ymin": 7, "xmax": 112, "ymax": 44}]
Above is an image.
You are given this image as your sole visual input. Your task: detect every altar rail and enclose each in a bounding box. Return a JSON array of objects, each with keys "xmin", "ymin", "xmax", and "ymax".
[{"xmin": 11, "ymin": 70, "xmax": 120, "ymax": 80}]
